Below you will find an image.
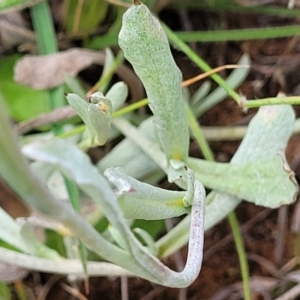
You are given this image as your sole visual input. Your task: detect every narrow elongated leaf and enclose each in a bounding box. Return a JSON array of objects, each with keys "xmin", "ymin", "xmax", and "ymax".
[
  {"xmin": 98, "ymin": 117, "xmax": 161, "ymax": 178},
  {"xmin": 105, "ymin": 167, "xmax": 188, "ymax": 220},
  {"xmin": 105, "ymin": 82, "xmax": 128, "ymax": 111},
  {"xmin": 119, "ymin": 2, "xmax": 189, "ymax": 163}
]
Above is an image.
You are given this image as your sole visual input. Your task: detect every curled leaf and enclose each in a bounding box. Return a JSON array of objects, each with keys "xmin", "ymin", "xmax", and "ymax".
[{"xmin": 66, "ymin": 92, "xmax": 112, "ymax": 147}]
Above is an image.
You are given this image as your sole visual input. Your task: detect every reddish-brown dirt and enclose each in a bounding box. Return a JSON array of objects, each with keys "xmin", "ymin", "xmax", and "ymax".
[{"xmin": 2, "ymin": 2, "xmax": 300, "ymax": 299}]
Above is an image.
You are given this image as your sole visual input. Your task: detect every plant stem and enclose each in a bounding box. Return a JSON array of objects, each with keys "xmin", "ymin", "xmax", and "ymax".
[
  {"xmin": 162, "ymin": 23, "xmax": 241, "ymax": 104},
  {"xmin": 113, "ymin": 98, "xmax": 148, "ymax": 118},
  {"xmin": 88, "ymin": 23, "xmax": 300, "ymax": 49},
  {"xmin": 185, "ymin": 103, "xmax": 214, "ymax": 161},
  {"xmin": 0, "ymin": 247, "xmax": 132, "ymax": 276},
  {"xmin": 228, "ymin": 212, "xmax": 251, "ymax": 300},
  {"xmin": 169, "ymin": 1, "xmax": 300, "ymax": 18},
  {"xmin": 243, "ymin": 96, "xmax": 300, "ymax": 108},
  {"xmin": 175, "ymin": 25, "xmax": 300, "ymax": 43},
  {"xmin": 89, "ymin": 51, "xmax": 125, "ymax": 95},
  {"xmin": 30, "ymin": 1, "xmax": 57, "ymax": 54}
]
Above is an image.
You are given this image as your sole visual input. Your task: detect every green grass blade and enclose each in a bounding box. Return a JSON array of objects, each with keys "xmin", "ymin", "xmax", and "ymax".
[
  {"xmin": 169, "ymin": 1, "xmax": 300, "ymax": 18},
  {"xmin": 176, "ymin": 25, "xmax": 300, "ymax": 43},
  {"xmin": 30, "ymin": 1, "xmax": 65, "ymax": 133},
  {"xmin": 228, "ymin": 212, "xmax": 251, "ymax": 300}
]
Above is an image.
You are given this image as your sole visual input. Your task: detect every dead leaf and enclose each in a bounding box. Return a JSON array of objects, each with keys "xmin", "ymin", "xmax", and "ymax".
[
  {"xmin": 14, "ymin": 48, "xmax": 105, "ymax": 89},
  {"xmin": 14, "ymin": 48, "xmax": 144, "ymax": 100}
]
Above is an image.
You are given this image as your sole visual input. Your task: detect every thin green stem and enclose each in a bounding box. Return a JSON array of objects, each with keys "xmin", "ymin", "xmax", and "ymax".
[
  {"xmin": 58, "ymin": 125, "xmax": 86, "ymax": 139},
  {"xmin": 30, "ymin": 1, "xmax": 65, "ymax": 134},
  {"xmin": 30, "ymin": 1, "xmax": 57, "ymax": 54},
  {"xmin": 112, "ymin": 98, "xmax": 148, "ymax": 118},
  {"xmin": 244, "ymin": 96, "xmax": 300, "ymax": 108},
  {"xmin": 228, "ymin": 212, "xmax": 251, "ymax": 300},
  {"xmin": 88, "ymin": 25, "xmax": 300, "ymax": 50},
  {"xmin": 169, "ymin": 1, "xmax": 300, "ymax": 18},
  {"xmin": 176, "ymin": 25, "xmax": 300, "ymax": 43},
  {"xmin": 65, "ymin": 179, "xmax": 80, "ymax": 212},
  {"xmin": 91, "ymin": 51, "xmax": 125, "ymax": 93},
  {"xmin": 31, "ymin": 1, "xmax": 77, "ymax": 203},
  {"xmin": 65, "ymin": 178, "xmax": 88, "ymax": 275},
  {"xmin": 162, "ymin": 23, "xmax": 241, "ymax": 104},
  {"xmin": 185, "ymin": 103, "xmax": 214, "ymax": 162}
]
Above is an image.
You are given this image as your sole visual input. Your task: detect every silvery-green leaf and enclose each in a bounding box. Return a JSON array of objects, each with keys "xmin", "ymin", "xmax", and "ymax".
[
  {"xmin": 104, "ymin": 167, "xmax": 188, "ymax": 220},
  {"xmin": 66, "ymin": 92, "xmax": 113, "ymax": 147},
  {"xmin": 98, "ymin": 117, "xmax": 160, "ymax": 178},
  {"xmin": 200, "ymin": 104, "xmax": 297, "ymax": 211},
  {"xmin": 64, "ymin": 75, "xmax": 86, "ymax": 99},
  {"xmin": 23, "ymin": 138, "xmax": 205, "ymax": 287},
  {"xmin": 87, "ymin": 94, "xmax": 112, "ymax": 145},
  {"xmin": 133, "ymin": 227, "xmax": 158, "ymax": 256},
  {"xmin": 66, "ymin": 93, "xmax": 96, "ymax": 143},
  {"xmin": 100, "ymin": 48, "xmax": 115, "ymax": 92},
  {"xmin": 106, "ymin": 82, "xmax": 128, "ymax": 111},
  {"xmin": 98, "ymin": 55, "xmax": 252, "ymax": 180},
  {"xmin": 157, "ymin": 104, "xmax": 297, "ymax": 257},
  {"xmin": 187, "ymin": 152, "xmax": 297, "ymax": 208},
  {"xmin": 0, "ymin": 207, "xmax": 61, "ymax": 258},
  {"xmin": 108, "ymin": 225, "xmax": 127, "ymax": 250},
  {"xmin": 195, "ymin": 54, "xmax": 251, "ymax": 116},
  {"xmin": 119, "ymin": 1, "xmax": 189, "ymax": 163},
  {"xmin": 190, "ymin": 81, "xmax": 211, "ymax": 106}
]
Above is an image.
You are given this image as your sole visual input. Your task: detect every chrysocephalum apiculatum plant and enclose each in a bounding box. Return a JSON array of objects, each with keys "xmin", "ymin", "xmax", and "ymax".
[
  {"xmin": 118, "ymin": 0, "xmax": 190, "ymax": 181},
  {"xmin": 8, "ymin": 0, "xmax": 206, "ymax": 287},
  {"xmin": 0, "ymin": 0, "xmax": 298, "ymax": 294}
]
